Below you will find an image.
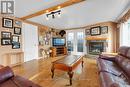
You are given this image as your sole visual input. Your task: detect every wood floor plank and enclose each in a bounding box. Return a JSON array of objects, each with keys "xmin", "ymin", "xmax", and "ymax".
[{"xmin": 12, "ymin": 56, "xmax": 100, "ymax": 87}]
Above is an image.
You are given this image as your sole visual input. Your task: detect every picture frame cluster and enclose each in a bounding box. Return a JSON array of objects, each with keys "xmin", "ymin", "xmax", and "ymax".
[
  {"xmin": 85, "ymin": 26, "xmax": 108, "ymax": 36},
  {"xmin": 1, "ymin": 18, "xmax": 22, "ymax": 49}
]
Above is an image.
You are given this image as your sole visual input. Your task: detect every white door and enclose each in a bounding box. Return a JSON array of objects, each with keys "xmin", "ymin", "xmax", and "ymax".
[
  {"xmin": 66, "ymin": 29, "xmax": 85, "ymax": 55},
  {"xmin": 22, "ymin": 23, "xmax": 38, "ymax": 62}
]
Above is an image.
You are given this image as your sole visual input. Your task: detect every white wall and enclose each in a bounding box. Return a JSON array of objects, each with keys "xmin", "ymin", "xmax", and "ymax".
[{"xmin": 22, "ymin": 23, "xmax": 38, "ymax": 62}]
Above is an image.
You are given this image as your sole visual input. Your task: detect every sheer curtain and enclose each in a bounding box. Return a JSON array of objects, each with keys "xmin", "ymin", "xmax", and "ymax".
[{"xmin": 120, "ymin": 19, "xmax": 130, "ymax": 46}]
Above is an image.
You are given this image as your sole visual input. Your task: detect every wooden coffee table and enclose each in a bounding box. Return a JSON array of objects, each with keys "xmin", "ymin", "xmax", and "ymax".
[{"xmin": 51, "ymin": 55, "xmax": 84, "ymax": 85}]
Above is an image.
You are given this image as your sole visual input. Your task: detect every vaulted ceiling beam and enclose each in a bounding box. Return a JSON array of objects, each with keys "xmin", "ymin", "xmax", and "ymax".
[{"xmin": 21, "ymin": 0, "xmax": 85, "ymax": 20}]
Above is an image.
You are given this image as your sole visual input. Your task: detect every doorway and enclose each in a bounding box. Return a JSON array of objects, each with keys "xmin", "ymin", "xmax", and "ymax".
[
  {"xmin": 22, "ymin": 23, "xmax": 38, "ymax": 62},
  {"xmin": 66, "ymin": 29, "xmax": 86, "ymax": 55}
]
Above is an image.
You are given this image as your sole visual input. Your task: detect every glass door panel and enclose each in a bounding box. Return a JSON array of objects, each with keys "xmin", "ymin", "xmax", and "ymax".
[
  {"xmin": 66, "ymin": 30, "xmax": 85, "ymax": 55},
  {"xmin": 67, "ymin": 32, "xmax": 74, "ymax": 52},
  {"xmin": 77, "ymin": 32, "xmax": 84, "ymax": 52}
]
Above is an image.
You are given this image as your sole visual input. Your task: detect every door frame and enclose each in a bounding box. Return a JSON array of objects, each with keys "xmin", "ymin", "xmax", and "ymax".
[{"xmin": 66, "ymin": 29, "xmax": 86, "ymax": 55}]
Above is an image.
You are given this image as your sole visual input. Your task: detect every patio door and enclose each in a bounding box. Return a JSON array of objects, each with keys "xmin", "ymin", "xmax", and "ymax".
[{"xmin": 66, "ymin": 29, "xmax": 85, "ymax": 55}]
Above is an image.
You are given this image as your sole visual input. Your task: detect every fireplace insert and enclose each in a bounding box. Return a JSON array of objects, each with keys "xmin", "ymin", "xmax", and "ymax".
[{"xmin": 89, "ymin": 42, "xmax": 104, "ymax": 55}]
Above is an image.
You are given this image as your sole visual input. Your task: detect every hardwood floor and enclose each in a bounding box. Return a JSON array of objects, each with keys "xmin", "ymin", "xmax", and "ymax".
[{"xmin": 12, "ymin": 56, "xmax": 100, "ymax": 87}]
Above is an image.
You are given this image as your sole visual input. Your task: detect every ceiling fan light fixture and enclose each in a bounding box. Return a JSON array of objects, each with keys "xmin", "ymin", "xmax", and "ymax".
[
  {"xmin": 46, "ymin": 10, "xmax": 49, "ymax": 13},
  {"xmin": 57, "ymin": 12, "xmax": 61, "ymax": 17},
  {"xmin": 57, "ymin": 6, "xmax": 61, "ymax": 9},
  {"xmin": 52, "ymin": 14, "xmax": 55, "ymax": 19}
]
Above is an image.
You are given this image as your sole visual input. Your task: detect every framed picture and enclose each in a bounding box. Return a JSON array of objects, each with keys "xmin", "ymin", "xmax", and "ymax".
[
  {"xmin": 2, "ymin": 18, "xmax": 13, "ymax": 28},
  {"xmin": 12, "ymin": 35, "xmax": 19, "ymax": 42},
  {"xmin": 85, "ymin": 29, "xmax": 90, "ymax": 35},
  {"xmin": 1, "ymin": 32, "xmax": 11, "ymax": 38},
  {"xmin": 15, "ymin": 20, "xmax": 22, "ymax": 26},
  {"xmin": 12, "ymin": 42, "xmax": 20, "ymax": 49},
  {"xmin": 14, "ymin": 27, "xmax": 21, "ymax": 35},
  {"xmin": 1, "ymin": 38, "xmax": 11, "ymax": 45},
  {"xmin": 101, "ymin": 26, "xmax": 108, "ymax": 34},
  {"xmin": 90, "ymin": 26, "xmax": 101, "ymax": 36}
]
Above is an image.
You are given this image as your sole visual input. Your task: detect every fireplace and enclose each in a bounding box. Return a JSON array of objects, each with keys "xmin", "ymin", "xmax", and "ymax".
[{"xmin": 88, "ymin": 41, "xmax": 105, "ymax": 55}]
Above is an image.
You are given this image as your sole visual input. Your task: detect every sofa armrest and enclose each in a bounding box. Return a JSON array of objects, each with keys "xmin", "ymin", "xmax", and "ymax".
[
  {"xmin": 0, "ymin": 65, "xmax": 4, "ymax": 69},
  {"xmin": 0, "ymin": 66, "xmax": 14, "ymax": 83},
  {"xmin": 99, "ymin": 54, "xmax": 116, "ymax": 62}
]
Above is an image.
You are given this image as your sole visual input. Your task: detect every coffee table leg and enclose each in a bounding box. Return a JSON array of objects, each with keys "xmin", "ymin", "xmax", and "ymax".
[
  {"xmin": 68, "ymin": 71, "xmax": 74, "ymax": 85},
  {"xmin": 51, "ymin": 65, "xmax": 55, "ymax": 78},
  {"xmin": 82, "ymin": 60, "xmax": 84, "ymax": 68}
]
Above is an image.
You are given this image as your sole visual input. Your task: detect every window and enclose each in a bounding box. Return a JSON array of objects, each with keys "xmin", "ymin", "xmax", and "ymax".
[{"xmin": 120, "ymin": 19, "xmax": 130, "ymax": 46}]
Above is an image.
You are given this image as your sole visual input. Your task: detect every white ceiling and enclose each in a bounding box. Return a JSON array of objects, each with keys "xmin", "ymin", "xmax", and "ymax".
[
  {"xmin": 15, "ymin": 0, "xmax": 130, "ymax": 29},
  {"xmin": 15, "ymin": 0, "xmax": 68, "ymax": 17}
]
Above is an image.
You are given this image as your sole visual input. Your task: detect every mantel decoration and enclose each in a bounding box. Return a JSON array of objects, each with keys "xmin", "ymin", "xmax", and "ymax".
[
  {"xmin": 59, "ymin": 30, "xmax": 66, "ymax": 37},
  {"xmin": 85, "ymin": 29, "xmax": 90, "ymax": 35},
  {"xmin": 90, "ymin": 26, "xmax": 101, "ymax": 36},
  {"xmin": 101, "ymin": 26, "xmax": 108, "ymax": 34},
  {"xmin": 2, "ymin": 18, "xmax": 13, "ymax": 28}
]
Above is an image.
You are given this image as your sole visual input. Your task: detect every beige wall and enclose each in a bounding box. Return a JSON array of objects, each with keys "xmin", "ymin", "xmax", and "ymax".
[
  {"xmin": 0, "ymin": 15, "xmax": 50, "ymax": 66},
  {"xmin": 38, "ymin": 27, "xmax": 61, "ymax": 57},
  {"xmin": 0, "ymin": 15, "xmax": 22, "ymax": 65},
  {"xmin": 85, "ymin": 21, "xmax": 118, "ymax": 52}
]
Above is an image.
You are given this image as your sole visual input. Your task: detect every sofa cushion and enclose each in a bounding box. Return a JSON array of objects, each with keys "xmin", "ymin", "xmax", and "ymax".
[
  {"xmin": 115, "ymin": 55, "xmax": 130, "ymax": 78},
  {"xmin": 100, "ymin": 72, "xmax": 130, "ymax": 87},
  {"xmin": 121, "ymin": 60, "xmax": 130, "ymax": 78},
  {"xmin": 0, "ymin": 66, "xmax": 14, "ymax": 83},
  {"xmin": 126, "ymin": 49, "xmax": 130, "ymax": 59},
  {"xmin": 0, "ymin": 65, "xmax": 4, "ymax": 69},
  {"xmin": 115, "ymin": 55, "xmax": 126, "ymax": 66},
  {"xmin": 0, "ymin": 75, "xmax": 41, "ymax": 87},
  {"xmin": 12, "ymin": 75, "xmax": 41, "ymax": 87},
  {"xmin": 0, "ymin": 80, "xmax": 18, "ymax": 87},
  {"xmin": 118, "ymin": 46, "xmax": 130, "ymax": 58},
  {"xmin": 98, "ymin": 58, "xmax": 122, "ymax": 75}
]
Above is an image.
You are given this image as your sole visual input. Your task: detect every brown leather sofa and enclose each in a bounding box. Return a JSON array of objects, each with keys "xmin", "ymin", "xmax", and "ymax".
[
  {"xmin": 0, "ymin": 66, "xmax": 41, "ymax": 87},
  {"xmin": 97, "ymin": 46, "xmax": 130, "ymax": 87}
]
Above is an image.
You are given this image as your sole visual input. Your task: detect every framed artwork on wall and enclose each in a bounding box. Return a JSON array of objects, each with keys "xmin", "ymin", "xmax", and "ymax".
[
  {"xmin": 12, "ymin": 35, "xmax": 19, "ymax": 42},
  {"xmin": 2, "ymin": 18, "xmax": 13, "ymax": 28},
  {"xmin": 1, "ymin": 38, "xmax": 12, "ymax": 45},
  {"xmin": 90, "ymin": 26, "xmax": 101, "ymax": 36},
  {"xmin": 12, "ymin": 42, "xmax": 20, "ymax": 49},
  {"xmin": 12, "ymin": 35, "xmax": 20, "ymax": 49},
  {"xmin": 85, "ymin": 29, "xmax": 90, "ymax": 35},
  {"xmin": 101, "ymin": 26, "xmax": 108, "ymax": 34},
  {"xmin": 15, "ymin": 20, "xmax": 22, "ymax": 26},
  {"xmin": 1, "ymin": 32, "xmax": 12, "ymax": 38},
  {"xmin": 14, "ymin": 27, "xmax": 21, "ymax": 35}
]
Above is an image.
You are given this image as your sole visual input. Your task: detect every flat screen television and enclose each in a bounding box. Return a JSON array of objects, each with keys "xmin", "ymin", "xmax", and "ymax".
[{"xmin": 52, "ymin": 38, "xmax": 65, "ymax": 46}]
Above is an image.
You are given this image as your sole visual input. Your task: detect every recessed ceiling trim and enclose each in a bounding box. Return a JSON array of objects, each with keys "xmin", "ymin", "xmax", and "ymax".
[{"xmin": 21, "ymin": 0, "xmax": 85, "ymax": 20}]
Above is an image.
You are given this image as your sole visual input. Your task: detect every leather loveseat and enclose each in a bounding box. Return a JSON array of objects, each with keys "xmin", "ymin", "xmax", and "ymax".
[
  {"xmin": 0, "ymin": 66, "xmax": 41, "ymax": 87},
  {"xmin": 97, "ymin": 46, "xmax": 130, "ymax": 87}
]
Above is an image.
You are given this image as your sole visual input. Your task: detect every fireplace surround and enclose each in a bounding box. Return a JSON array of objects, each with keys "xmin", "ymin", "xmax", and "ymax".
[{"xmin": 88, "ymin": 40, "xmax": 107, "ymax": 55}]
